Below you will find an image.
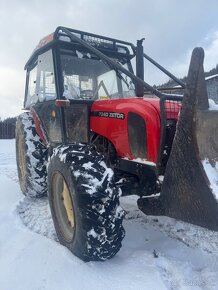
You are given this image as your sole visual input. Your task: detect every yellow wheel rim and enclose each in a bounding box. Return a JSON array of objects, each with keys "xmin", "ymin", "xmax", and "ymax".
[
  {"xmin": 62, "ymin": 179, "xmax": 75, "ymax": 228},
  {"xmin": 18, "ymin": 134, "xmax": 26, "ymax": 181},
  {"xmin": 52, "ymin": 172, "xmax": 75, "ymax": 241}
]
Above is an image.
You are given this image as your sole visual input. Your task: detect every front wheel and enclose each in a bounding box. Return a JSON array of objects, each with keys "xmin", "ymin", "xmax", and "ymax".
[{"xmin": 47, "ymin": 145, "xmax": 125, "ymax": 261}]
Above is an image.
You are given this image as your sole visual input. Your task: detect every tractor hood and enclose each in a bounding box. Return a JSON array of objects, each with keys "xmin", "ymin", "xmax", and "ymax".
[{"xmin": 90, "ymin": 97, "xmax": 180, "ymax": 163}]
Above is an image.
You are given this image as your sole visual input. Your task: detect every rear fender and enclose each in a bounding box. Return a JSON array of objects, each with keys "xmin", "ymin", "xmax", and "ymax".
[{"xmin": 30, "ymin": 108, "xmax": 48, "ymax": 145}]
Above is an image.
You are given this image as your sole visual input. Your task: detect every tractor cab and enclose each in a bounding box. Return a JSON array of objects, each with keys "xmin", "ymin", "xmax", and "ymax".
[
  {"xmin": 23, "ymin": 28, "xmax": 148, "ymax": 147},
  {"xmin": 24, "ymin": 28, "xmax": 137, "ymax": 107}
]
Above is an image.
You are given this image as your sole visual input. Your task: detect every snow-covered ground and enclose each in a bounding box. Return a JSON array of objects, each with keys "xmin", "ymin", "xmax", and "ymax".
[{"xmin": 0, "ymin": 139, "xmax": 217, "ymax": 290}]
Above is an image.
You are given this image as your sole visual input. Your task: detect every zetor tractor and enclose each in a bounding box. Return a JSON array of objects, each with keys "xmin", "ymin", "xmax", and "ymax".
[{"xmin": 16, "ymin": 27, "xmax": 218, "ymax": 261}]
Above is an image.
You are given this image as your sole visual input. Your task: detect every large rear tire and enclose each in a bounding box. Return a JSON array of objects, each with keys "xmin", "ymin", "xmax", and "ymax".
[
  {"xmin": 48, "ymin": 145, "xmax": 125, "ymax": 261},
  {"xmin": 16, "ymin": 112, "xmax": 48, "ymax": 198}
]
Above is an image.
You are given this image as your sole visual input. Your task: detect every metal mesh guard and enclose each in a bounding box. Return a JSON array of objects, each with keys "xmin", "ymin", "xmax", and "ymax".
[{"xmin": 165, "ymin": 100, "xmax": 181, "ymax": 119}]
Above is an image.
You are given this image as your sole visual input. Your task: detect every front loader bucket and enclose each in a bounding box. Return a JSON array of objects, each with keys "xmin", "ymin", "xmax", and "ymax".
[{"xmin": 138, "ymin": 47, "xmax": 218, "ymax": 231}]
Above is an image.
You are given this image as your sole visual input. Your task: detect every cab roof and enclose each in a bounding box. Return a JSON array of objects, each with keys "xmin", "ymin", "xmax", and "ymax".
[{"xmin": 25, "ymin": 26, "xmax": 135, "ymax": 70}]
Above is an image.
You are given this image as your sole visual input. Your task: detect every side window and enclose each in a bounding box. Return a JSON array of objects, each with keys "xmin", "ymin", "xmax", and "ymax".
[
  {"xmin": 37, "ymin": 50, "xmax": 57, "ymax": 102},
  {"xmin": 97, "ymin": 70, "xmax": 118, "ymax": 99},
  {"xmin": 25, "ymin": 65, "xmax": 38, "ymax": 107}
]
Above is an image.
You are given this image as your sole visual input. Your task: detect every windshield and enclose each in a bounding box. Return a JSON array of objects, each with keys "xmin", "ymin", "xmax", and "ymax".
[{"xmin": 60, "ymin": 50, "xmax": 135, "ymax": 100}]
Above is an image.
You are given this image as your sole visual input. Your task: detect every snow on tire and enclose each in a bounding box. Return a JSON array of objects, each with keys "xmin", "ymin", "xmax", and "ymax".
[
  {"xmin": 16, "ymin": 111, "xmax": 48, "ymax": 198},
  {"xmin": 47, "ymin": 145, "xmax": 125, "ymax": 261}
]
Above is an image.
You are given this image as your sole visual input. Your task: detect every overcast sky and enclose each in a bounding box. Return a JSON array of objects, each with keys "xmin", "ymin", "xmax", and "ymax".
[{"xmin": 0, "ymin": 0, "xmax": 218, "ymax": 119}]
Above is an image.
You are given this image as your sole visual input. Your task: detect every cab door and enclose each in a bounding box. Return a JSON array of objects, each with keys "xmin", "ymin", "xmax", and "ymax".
[{"xmin": 25, "ymin": 49, "xmax": 62, "ymax": 144}]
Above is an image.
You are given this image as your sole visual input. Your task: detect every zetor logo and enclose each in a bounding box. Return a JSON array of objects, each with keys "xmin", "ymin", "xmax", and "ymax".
[{"xmin": 98, "ymin": 111, "xmax": 125, "ymax": 120}]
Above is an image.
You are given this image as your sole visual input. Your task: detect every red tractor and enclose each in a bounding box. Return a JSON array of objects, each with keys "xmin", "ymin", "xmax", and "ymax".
[{"xmin": 16, "ymin": 27, "xmax": 218, "ymax": 261}]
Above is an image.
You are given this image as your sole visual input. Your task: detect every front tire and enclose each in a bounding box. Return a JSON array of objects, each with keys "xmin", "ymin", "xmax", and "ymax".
[
  {"xmin": 48, "ymin": 145, "xmax": 125, "ymax": 261},
  {"xmin": 16, "ymin": 112, "xmax": 48, "ymax": 198}
]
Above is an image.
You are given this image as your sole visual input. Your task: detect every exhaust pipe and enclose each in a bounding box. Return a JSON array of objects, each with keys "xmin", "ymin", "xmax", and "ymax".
[{"xmin": 136, "ymin": 38, "xmax": 145, "ymax": 97}]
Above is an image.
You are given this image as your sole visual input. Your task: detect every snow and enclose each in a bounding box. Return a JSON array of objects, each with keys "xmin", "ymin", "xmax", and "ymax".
[
  {"xmin": 72, "ymin": 160, "xmax": 114, "ymax": 196},
  {"xmin": 205, "ymin": 74, "xmax": 218, "ymax": 81},
  {"xmin": 124, "ymin": 157, "xmax": 156, "ymax": 167},
  {"xmin": 0, "ymin": 139, "xmax": 218, "ymax": 290},
  {"xmin": 87, "ymin": 228, "xmax": 99, "ymax": 239},
  {"xmin": 208, "ymin": 98, "xmax": 218, "ymax": 110},
  {"xmin": 202, "ymin": 159, "xmax": 218, "ymax": 201},
  {"xmin": 82, "ymin": 161, "xmax": 96, "ymax": 170}
]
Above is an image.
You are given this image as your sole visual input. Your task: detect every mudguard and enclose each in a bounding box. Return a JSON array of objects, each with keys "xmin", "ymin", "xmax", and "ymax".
[{"xmin": 138, "ymin": 47, "xmax": 218, "ymax": 231}]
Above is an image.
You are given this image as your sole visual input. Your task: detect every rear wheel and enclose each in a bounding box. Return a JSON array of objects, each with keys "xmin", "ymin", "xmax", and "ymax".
[
  {"xmin": 16, "ymin": 112, "xmax": 48, "ymax": 198},
  {"xmin": 48, "ymin": 145, "xmax": 125, "ymax": 261}
]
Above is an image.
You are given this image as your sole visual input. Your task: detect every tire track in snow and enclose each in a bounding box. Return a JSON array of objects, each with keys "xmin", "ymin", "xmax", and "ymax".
[
  {"xmin": 0, "ymin": 166, "xmax": 18, "ymax": 183},
  {"xmin": 17, "ymin": 195, "xmax": 218, "ymax": 255},
  {"xmin": 16, "ymin": 197, "xmax": 57, "ymax": 242},
  {"xmin": 0, "ymin": 147, "xmax": 18, "ymax": 183},
  {"xmin": 155, "ymin": 255, "xmax": 217, "ymax": 290},
  {"xmin": 122, "ymin": 196, "xmax": 218, "ymax": 290},
  {"xmin": 122, "ymin": 196, "xmax": 218, "ymax": 256}
]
